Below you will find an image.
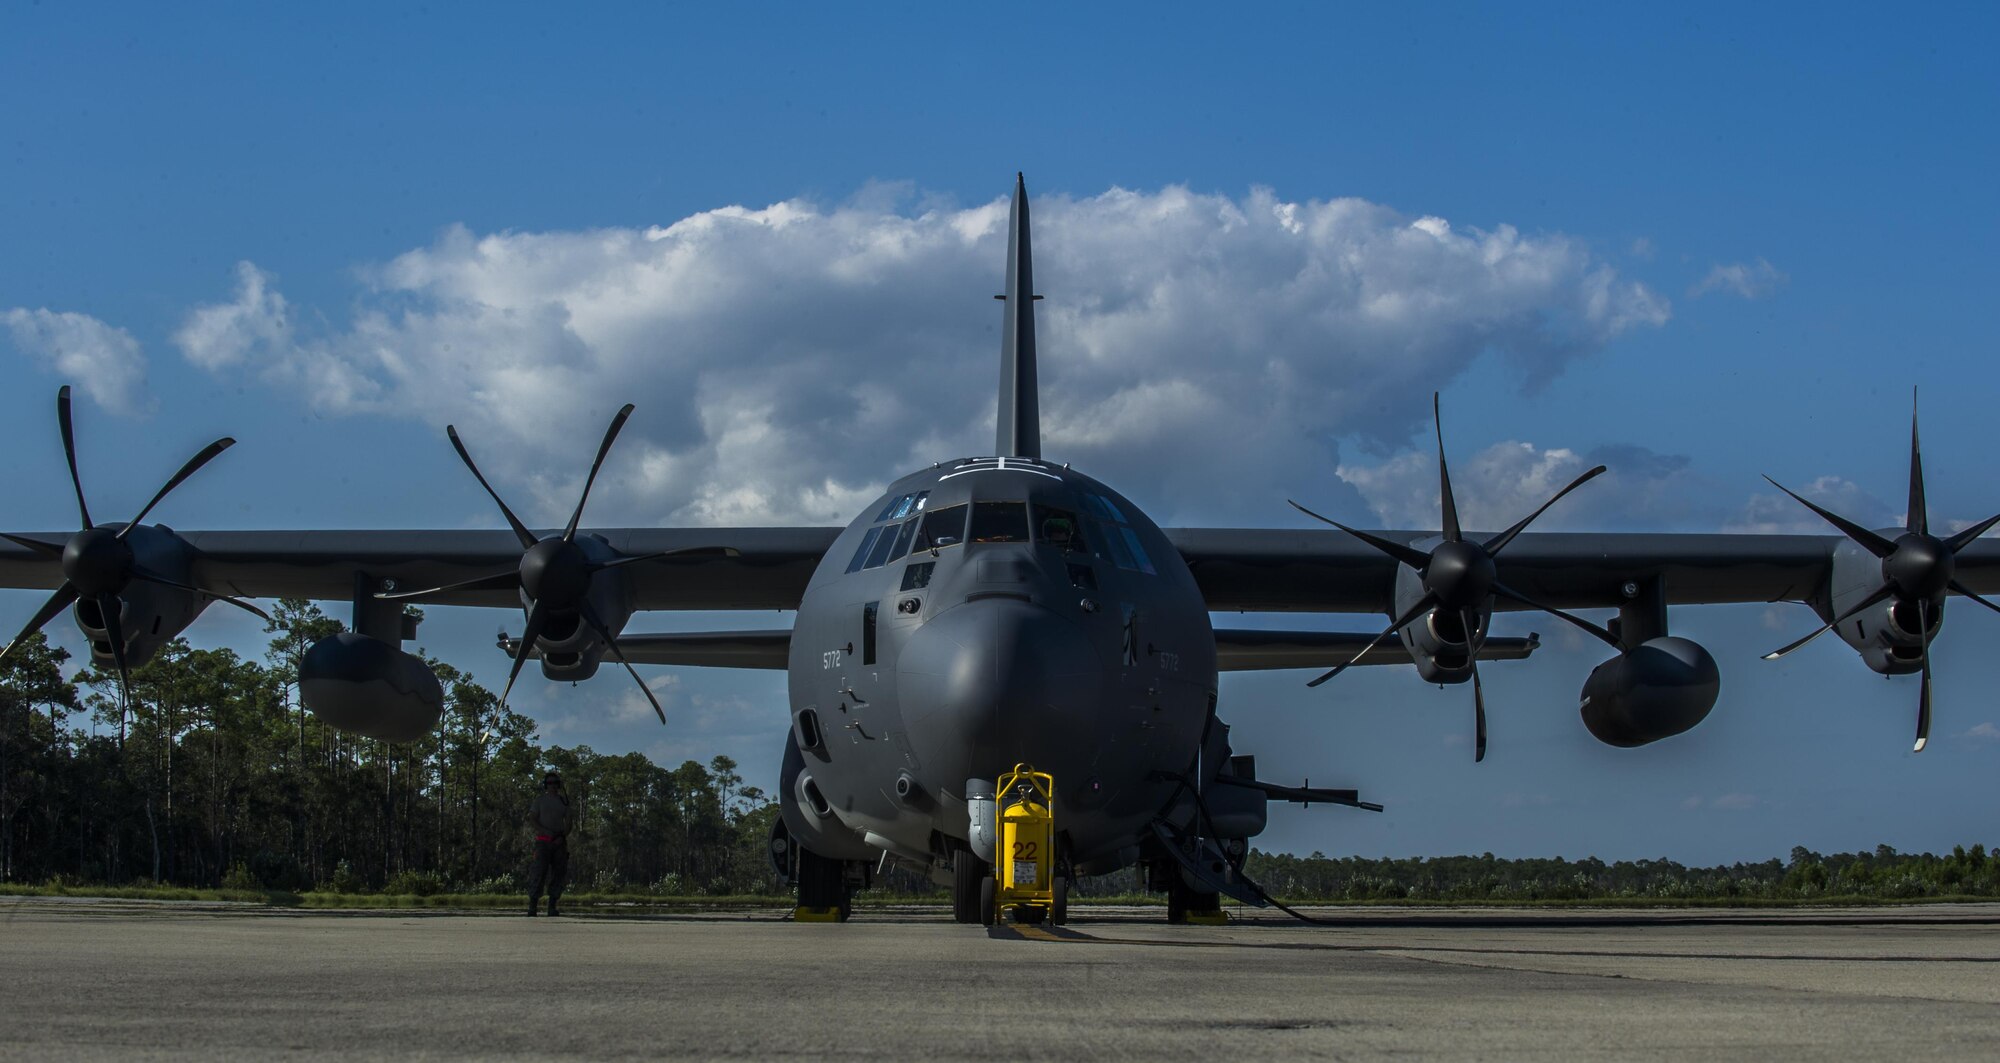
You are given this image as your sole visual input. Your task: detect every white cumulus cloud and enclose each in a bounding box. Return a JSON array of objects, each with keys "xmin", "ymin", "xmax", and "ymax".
[
  {"xmin": 1726, "ymin": 476, "xmax": 1896, "ymax": 534},
  {"xmin": 2, "ymin": 307, "xmax": 152, "ymax": 415},
  {"xmin": 1336, "ymin": 439, "xmax": 1711, "ymax": 532},
  {"xmin": 172, "ymin": 183, "xmax": 1671, "ymax": 526},
  {"xmin": 1691, "ymin": 258, "xmax": 1787, "ymax": 300}
]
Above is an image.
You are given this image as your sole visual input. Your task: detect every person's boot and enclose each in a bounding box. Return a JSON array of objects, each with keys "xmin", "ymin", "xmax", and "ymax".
[
  {"xmin": 527, "ymin": 895, "xmax": 540, "ymax": 917},
  {"xmin": 547, "ymin": 898, "xmax": 561, "ymax": 917}
]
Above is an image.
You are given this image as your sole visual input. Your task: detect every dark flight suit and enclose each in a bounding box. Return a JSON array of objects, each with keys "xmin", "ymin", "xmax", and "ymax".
[{"xmin": 526, "ymin": 790, "xmax": 572, "ymax": 915}]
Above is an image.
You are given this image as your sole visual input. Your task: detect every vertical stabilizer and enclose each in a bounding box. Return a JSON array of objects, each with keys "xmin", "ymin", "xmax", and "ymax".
[{"xmin": 995, "ymin": 173, "xmax": 1041, "ymax": 459}]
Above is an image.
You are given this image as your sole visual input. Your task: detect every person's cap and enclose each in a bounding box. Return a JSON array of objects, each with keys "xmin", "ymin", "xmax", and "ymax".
[{"xmin": 542, "ymin": 772, "xmax": 562, "ymax": 787}]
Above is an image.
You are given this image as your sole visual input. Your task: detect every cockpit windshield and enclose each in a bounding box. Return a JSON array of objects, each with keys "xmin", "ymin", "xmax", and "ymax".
[
  {"xmin": 968, "ymin": 501, "xmax": 1030, "ymax": 544},
  {"xmin": 915, "ymin": 504, "xmax": 968, "ymax": 550},
  {"xmin": 1032, "ymin": 505, "xmax": 1090, "ymax": 554}
]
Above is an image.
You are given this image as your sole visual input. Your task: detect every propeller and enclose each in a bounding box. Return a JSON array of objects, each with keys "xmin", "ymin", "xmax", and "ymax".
[
  {"xmin": 1288, "ymin": 393, "xmax": 1621, "ymax": 761},
  {"xmin": 1760, "ymin": 392, "xmax": 2000, "ymax": 752},
  {"xmin": 382, "ymin": 404, "xmax": 728, "ymax": 724},
  {"xmin": 1, "ymin": 386, "xmax": 268, "ymax": 710}
]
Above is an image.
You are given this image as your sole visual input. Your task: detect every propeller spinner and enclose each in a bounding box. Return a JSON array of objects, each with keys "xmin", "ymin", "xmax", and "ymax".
[{"xmin": 1288, "ymin": 393, "xmax": 1622, "ymax": 762}]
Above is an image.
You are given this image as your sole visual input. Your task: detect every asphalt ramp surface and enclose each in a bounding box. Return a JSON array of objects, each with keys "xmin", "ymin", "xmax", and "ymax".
[{"xmin": 3, "ymin": 899, "xmax": 1997, "ymax": 1060}]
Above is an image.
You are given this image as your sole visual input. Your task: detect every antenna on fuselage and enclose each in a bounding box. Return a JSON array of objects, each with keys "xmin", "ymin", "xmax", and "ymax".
[{"xmin": 994, "ymin": 172, "xmax": 1043, "ymax": 460}]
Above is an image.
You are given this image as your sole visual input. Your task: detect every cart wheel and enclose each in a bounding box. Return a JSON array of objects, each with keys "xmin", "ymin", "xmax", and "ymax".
[
  {"xmin": 1051, "ymin": 876, "xmax": 1069, "ymax": 925},
  {"xmin": 978, "ymin": 876, "xmax": 996, "ymax": 926}
]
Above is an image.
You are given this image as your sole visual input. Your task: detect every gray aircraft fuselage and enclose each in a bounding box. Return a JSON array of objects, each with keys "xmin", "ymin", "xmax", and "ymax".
[{"xmin": 783, "ymin": 456, "xmax": 1218, "ymax": 873}]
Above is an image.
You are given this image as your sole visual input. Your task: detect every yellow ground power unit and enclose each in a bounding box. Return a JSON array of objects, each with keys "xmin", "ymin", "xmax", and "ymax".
[{"xmin": 982, "ymin": 764, "xmax": 1068, "ymax": 925}]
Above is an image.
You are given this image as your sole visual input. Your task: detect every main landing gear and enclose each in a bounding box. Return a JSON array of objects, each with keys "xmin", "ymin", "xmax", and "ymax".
[{"xmin": 794, "ymin": 847, "xmax": 855, "ymax": 922}]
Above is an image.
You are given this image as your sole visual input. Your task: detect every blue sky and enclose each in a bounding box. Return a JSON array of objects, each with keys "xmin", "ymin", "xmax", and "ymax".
[{"xmin": 4, "ymin": 3, "xmax": 1996, "ymax": 864}]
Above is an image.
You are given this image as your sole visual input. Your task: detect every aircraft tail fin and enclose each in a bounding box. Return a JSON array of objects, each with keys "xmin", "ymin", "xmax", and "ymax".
[{"xmin": 995, "ymin": 173, "xmax": 1042, "ymax": 459}]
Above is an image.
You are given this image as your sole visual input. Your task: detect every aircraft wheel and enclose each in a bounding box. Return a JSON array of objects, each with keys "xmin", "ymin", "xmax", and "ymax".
[
  {"xmin": 1166, "ymin": 873, "xmax": 1219, "ymax": 924},
  {"xmin": 1051, "ymin": 876, "xmax": 1069, "ymax": 925},
  {"xmin": 978, "ymin": 876, "xmax": 996, "ymax": 926},
  {"xmin": 953, "ymin": 852, "xmax": 989, "ymax": 924},
  {"xmin": 796, "ymin": 847, "xmax": 849, "ymax": 919}
]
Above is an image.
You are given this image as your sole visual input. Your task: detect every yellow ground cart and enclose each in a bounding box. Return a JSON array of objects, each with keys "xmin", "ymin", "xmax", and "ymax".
[{"xmin": 981, "ymin": 764, "xmax": 1068, "ymax": 926}]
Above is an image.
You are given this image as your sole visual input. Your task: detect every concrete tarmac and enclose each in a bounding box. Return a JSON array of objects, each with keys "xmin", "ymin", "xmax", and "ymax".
[{"xmin": 3, "ymin": 898, "xmax": 1998, "ymax": 1061}]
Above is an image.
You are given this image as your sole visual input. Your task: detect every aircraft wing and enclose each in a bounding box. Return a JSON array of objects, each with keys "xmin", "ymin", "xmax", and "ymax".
[
  {"xmin": 1166, "ymin": 528, "xmax": 2000, "ymax": 613},
  {"xmin": 0, "ymin": 527, "xmax": 841, "ymax": 611}
]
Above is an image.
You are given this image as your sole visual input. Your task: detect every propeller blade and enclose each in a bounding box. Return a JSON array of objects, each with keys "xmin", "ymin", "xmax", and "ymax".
[
  {"xmin": 0, "ymin": 532, "xmax": 64, "ymax": 559},
  {"xmin": 1492, "ymin": 582, "xmax": 1623, "ymax": 649},
  {"xmin": 582, "ymin": 604, "xmax": 665, "ymax": 726},
  {"xmin": 584, "ymin": 545, "xmax": 742, "ymax": 574},
  {"xmin": 99, "ymin": 593, "xmax": 134, "ymax": 713},
  {"xmin": 1286, "ymin": 500, "xmax": 1432, "ymax": 570},
  {"xmin": 118, "ymin": 438, "xmax": 236, "ymax": 538},
  {"xmin": 2, "ymin": 582, "xmax": 80, "ymax": 659},
  {"xmin": 446, "ymin": 426, "xmax": 540, "ymax": 551},
  {"xmin": 1468, "ymin": 637, "xmax": 1487, "ymax": 764},
  {"xmin": 563, "ymin": 403, "xmax": 635, "ymax": 542},
  {"xmin": 1761, "ymin": 581, "xmax": 1898, "ymax": 660},
  {"xmin": 1907, "ymin": 390, "xmax": 1927, "ymax": 537},
  {"xmin": 1306, "ymin": 592, "xmax": 1438, "ymax": 687},
  {"xmin": 1762, "ymin": 475, "xmax": 1896, "ymax": 558},
  {"xmin": 128, "ymin": 567, "xmax": 271, "ymax": 621},
  {"xmin": 1914, "ymin": 597, "xmax": 1931, "ymax": 753},
  {"xmin": 1944, "ymin": 511, "xmax": 2000, "ymax": 554},
  {"xmin": 57, "ymin": 386, "xmax": 93, "ymax": 531},
  {"xmin": 1948, "ymin": 579, "xmax": 2000, "ymax": 618},
  {"xmin": 1482, "ymin": 465, "xmax": 1609, "ymax": 557},
  {"xmin": 498, "ymin": 601, "xmax": 547, "ymax": 708},
  {"xmin": 1433, "ymin": 393, "xmax": 1461, "ymax": 543},
  {"xmin": 376, "ymin": 568, "xmax": 521, "ymax": 603}
]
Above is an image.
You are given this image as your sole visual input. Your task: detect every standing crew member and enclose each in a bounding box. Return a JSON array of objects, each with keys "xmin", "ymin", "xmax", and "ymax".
[{"xmin": 526, "ymin": 771, "xmax": 572, "ymax": 916}]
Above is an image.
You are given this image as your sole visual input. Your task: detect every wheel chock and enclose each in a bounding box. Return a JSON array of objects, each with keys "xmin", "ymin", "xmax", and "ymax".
[
  {"xmin": 792, "ymin": 906, "xmax": 842, "ymax": 922},
  {"xmin": 1184, "ymin": 910, "xmax": 1230, "ymax": 926}
]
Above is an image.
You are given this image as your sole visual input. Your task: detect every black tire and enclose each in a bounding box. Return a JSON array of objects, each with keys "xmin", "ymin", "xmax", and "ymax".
[
  {"xmin": 977, "ymin": 875, "xmax": 996, "ymax": 926},
  {"xmin": 953, "ymin": 852, "xmax": 988, "ymax": 924},
  {"xmin": 1051, "ymin": 876, "xmax": 1069, "ymax": 925},
  {"xmin": 1166, "ymin": 873, "xmax": 1220, "ymax": 924},
  {"xmin": 796, "ymin": 847, "xmax": 850, "ymax": 919}
]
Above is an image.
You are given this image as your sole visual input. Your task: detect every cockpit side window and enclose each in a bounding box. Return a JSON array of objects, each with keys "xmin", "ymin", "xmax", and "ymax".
[
  {"xmin": 845, "ymin": 526, "xmax": 885, "ymax": 573},
  {"xmin": 916, "ymin": 504, "xmax": 968, "ymax": 551},
  {"xmin": 886, "ymin": 517, "xmax": 920, "ymax": 562},
  {"xmin": 1084, "ymin": 492, "xmax": 1155, "ymax": 574},
  {"xmin": 863, "ymin": 521, "xmax": 901, "ymax": 568},
  {"xmin": 968, "ymin": 501, "xmax": 1030, "ymax": 544}
]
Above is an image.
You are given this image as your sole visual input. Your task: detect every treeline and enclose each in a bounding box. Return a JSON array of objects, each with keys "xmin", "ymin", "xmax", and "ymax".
[
  {"xmin": 0, "ymin": 600, "xmax": 779, "ymax": 895},
  {"xmin": 1242, "ymin": 845, "xmax": 2000, "ymax": 902},
  {"xmin": 6, "ymin": 602, "xmax": 1996, "ymax": 903}
]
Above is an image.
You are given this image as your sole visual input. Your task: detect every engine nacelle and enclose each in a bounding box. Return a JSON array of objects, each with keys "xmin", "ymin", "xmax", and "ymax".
[
  {"xmin": 299, "ymin": 633, "xmax": 444, "ymax": 742},
  {"xmin": 1580, "ymin": 636, "xmax": 1719, "ymax": 747},
  {"xmin": 1827, "ymin": 537, "xmax": 1938, "ymax": 675},
  {"xmin": 522, "ymin": 535, "xmax": 636, "ymax": 683},
  {"xmin": 1393, "ymin": 560, "xmax": 1489, "ymax": 683},
  {"xmin": 72, "ymin": 524, "xmax": 202, "ymax": 669}
]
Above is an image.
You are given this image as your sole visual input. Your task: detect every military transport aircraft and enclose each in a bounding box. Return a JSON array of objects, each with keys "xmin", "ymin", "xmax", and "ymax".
[{"xmin": 4, "ymin": 175, "xmax": 1998, "ymax": 923}]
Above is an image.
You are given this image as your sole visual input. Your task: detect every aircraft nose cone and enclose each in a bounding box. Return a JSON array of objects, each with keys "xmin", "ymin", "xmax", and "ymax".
[{"xmin": 897, "ymin": 598, "xmax": 1101, "ymax": 793}]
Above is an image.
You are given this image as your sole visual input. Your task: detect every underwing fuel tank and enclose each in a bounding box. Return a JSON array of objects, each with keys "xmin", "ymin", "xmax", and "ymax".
[
  {"xmin": 1579, "ymin": 636, "xmax": 1720, "ymax": 748},
  {"xmin": 299, "ymin": 633, "xmax": 445, "ymax": 742}
]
